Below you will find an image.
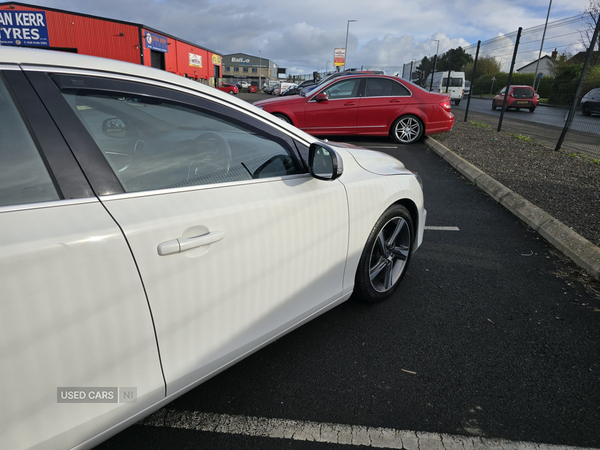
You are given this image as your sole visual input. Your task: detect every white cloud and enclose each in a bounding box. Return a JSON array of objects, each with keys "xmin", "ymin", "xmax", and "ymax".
[{"xmin": 17, "ymin": 0, "xmax": 595, "ymax": 74}]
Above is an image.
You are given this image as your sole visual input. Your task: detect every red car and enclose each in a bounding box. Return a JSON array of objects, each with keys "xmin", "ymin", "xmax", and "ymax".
[
  {"xmin": 216, "ymin": 83, "xmax": 239, "ymax": 95},
  {"xmin": 492, "ymin": 85, "xmax": 539, "ymax": 112},
  {"xmin": 253, "ymin": 74, "xmax": 454, "ymax": 144}
]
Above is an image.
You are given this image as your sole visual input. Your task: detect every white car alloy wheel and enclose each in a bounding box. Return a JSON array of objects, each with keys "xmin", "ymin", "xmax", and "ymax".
[
  {"xmin": 392, "ymin": 115, "xmax": 423, "ymax": 144},
  {"xmin": 355, "ymin": 205, "xmax": 414, "ymax": 302},
  {"xmin": 369, "ymin": 216, "xmax": 411, "ymax": 292}
]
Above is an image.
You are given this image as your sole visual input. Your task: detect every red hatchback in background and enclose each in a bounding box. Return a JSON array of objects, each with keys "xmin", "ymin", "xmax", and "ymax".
[
  {"xmin": 492, "ymin": 85, "xmax": 539, "ymax": 112},
  {"xmin": 253, "ymin": 74, "xmax": 454, "ymax": 144},
  {"xmin": 216, "ymin": 83, "xmax": 239, "ymax": 95}
]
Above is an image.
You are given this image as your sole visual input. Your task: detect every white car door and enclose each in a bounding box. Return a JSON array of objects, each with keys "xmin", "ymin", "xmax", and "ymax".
[
  {"xmin": 0, "ymin": 69, "xmax": 164, "ymax": 450},
  {"xmin": 43, "ymin": 73, "xmax": 350, "ymax": 396}
]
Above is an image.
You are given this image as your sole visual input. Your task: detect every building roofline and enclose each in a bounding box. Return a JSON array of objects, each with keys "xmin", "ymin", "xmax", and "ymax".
[
  {"xmin": 516, "ymin": 55, "xmax": 554, "ymax": 72},
  {"xmin": 0, "ymin": 1, "xmax": 222, "ymax": 56}
]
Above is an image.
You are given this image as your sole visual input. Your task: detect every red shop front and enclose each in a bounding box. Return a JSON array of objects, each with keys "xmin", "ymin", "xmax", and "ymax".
[{"xmin": 0, "ymin": 2, "xmax": 223, "ymax": 84}]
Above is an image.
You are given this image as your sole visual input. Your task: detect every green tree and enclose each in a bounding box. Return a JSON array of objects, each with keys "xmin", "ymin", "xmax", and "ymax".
[
  {"xmin": 436, "ymin": 47, "xmax": 474, "ymax": 72},
  {"xmin": 548, "ymin": 51, "xmax": 574, "ymax": 77},
  {"xmin": 549, "ymin": 64, "xmax": 583, "ymax": 105},
  {"xmin": 416, "ymin": 56, "xmax": 435, "ymax": 85},
  {"xmin": 464, "ymin": 55, "xmax": 502, "ymax": 79}
]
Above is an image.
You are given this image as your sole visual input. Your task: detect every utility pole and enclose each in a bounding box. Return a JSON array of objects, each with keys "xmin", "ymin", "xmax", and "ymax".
[
  {"xmin": 344, "ymin": 19, "xmax": 357, "ymax": 71},
  {"xmin": 532, "ymin": 0, "xmax": 552, "ymax": 91}
]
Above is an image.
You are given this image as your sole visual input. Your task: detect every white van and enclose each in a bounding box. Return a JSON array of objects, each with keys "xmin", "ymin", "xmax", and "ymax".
[
  {"xmin": 425, "ymin": 71, "xmax": 465, "ymax": 105},
  {"xmin": 277, "ymin": 81, "xmax": 298, "ymax": 95}
]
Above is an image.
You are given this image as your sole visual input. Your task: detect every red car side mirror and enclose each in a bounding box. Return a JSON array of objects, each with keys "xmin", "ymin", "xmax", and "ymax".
[{"xmin": 315, "ymin": 93, "xmax": 329, "ymax": 102}]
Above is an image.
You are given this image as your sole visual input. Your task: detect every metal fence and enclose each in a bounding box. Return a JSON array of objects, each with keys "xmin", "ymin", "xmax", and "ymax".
[{"xmin": 400, "ymin": 13, "xmax": 600, "ymax": 159}]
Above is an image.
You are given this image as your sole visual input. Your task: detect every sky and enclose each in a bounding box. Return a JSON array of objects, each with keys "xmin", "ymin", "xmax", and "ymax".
[{"xmin": 10, "ymin": 0, "xmax": 595, "ymax": 75}]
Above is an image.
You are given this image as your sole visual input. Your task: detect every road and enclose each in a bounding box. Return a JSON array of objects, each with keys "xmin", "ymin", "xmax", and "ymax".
[
  {"xmin": 454, "ymin": 97, "xmax": 600, "ymax": 157},
  {"xmin": 456, "ymin": 97, "xmax": 600, "ymax": 134},
  {"xmin": 97, "ymin": 124, "xmax": 600, "ymax": 449}
]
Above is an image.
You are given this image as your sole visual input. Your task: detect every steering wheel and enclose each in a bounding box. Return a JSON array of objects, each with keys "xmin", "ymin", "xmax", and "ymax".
[{"xmin": 184, "ymin": 132, "xmax": 232, "ymax": 181}]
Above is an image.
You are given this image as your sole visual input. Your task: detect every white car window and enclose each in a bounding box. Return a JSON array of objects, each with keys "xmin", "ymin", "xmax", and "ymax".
[
  {"xmin": 58, "ymin": 89, "xmax": 302, "ymax": 193},
  {"xmin": 0, "ymin": 77, "xmax": 59, "ymax": 207}
]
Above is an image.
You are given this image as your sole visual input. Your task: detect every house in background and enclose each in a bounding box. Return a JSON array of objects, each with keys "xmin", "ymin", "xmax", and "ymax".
[
  {"xmin": 516, "ymin": 49, "xmax": 559, "ymax": 76},
  {"xmin": 566, "ymin": 50, "xmax": 600, "ymax": 65}
]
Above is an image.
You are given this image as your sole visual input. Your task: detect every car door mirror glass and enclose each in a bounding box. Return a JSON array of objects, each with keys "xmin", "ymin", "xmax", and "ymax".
[
  {"xmin": 308, "ymin": 143, "xmax": 343, "ymax": 181},
  {"xmin": 102, "ymin": 118, "xmax": 128, "ymax": 138}
]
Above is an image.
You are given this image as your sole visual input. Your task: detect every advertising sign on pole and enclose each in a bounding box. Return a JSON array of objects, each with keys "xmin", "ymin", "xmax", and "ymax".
[{"xmin": 334, "ymin": 48, "xmax": 345, "ymax": 67}]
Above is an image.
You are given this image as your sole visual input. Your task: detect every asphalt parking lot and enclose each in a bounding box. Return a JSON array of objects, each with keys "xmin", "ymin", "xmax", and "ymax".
[{"xmin": 98, "ymin": 116, "xmax": 600, "ymax": 449}]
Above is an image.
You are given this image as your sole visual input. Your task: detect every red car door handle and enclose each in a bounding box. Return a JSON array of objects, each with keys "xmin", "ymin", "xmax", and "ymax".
[
  {"xmin": 344, "ymin": 102, "xmax": 355, "ymax": 106},
  {"xmin": 390, "ymin": 100, "xmax": 401, "ymax": 103}
]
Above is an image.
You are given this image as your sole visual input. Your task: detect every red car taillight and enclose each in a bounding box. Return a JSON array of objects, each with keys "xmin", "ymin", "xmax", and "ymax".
[{"xmin": 440, "ymin": 98, "xmax": 452, "ymax": 111}]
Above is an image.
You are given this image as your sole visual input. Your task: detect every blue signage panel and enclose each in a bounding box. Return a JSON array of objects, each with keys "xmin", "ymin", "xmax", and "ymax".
[
  {"xmin": 0, "ymin": 10, "xmax": 49, "ymax": 47},
  {"xmin": 144, "ymin": 31, "xmax": 168, "ymax": 53}
]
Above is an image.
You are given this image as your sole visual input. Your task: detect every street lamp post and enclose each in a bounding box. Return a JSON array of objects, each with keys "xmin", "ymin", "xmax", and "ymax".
[
  {"xmin": 259, "ymin": 50, "xmax": 262, "ymax": 90},
  {"xmin": 344, "ymin": 19, "xmax": 357, "ymax": 71}
]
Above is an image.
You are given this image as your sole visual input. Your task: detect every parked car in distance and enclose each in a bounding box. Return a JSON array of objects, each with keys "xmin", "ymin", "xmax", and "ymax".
[
  {"xmin": 296, "ymin": 80, "xmax": 318, "ymax": 96},
  {"xmin": 581, "ymin": 88, "xmax": 600, "ymax": 116},
  {"xmin": 297, "ymin": 79, "xmax": 318, "ymax": 90},
  {"xmin": 240, "ymin": 80, "xmax": 250, "ymax": 89},
  {"xmin": 492, "ymin": 85, "xmax": 539, "ymax": 112},
  {"xmin": 216, "ymin": 82, "xmax": 239, "ymax": 95},
  {"xmin": 1, "ymin": 46, "xmax": 426, "ymax": 450},
  {"xmin": 282, "ymin": 86, "xmax": 301, "ymax": 96},
  {"xmin": 254, "ymin": 73, "xmax": 454, "ymax": 144},
  {"xmin": 278, "ymin": 82, "xmax": 297, "ymax": 95}
]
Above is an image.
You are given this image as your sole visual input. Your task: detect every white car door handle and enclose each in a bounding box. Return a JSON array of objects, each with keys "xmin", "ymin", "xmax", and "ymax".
[{"xmin": 158, "ymin": 231, "xmax": 225, "ymax": 256}]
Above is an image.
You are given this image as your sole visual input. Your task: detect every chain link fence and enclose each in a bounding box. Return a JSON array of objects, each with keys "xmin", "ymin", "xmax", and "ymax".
[{"xmin": 400, "ymin": 13, "xmax": 600, "ymax": 159}]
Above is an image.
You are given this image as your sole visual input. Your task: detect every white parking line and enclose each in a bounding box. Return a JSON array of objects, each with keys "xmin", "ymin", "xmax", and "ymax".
[
  {"xmin": 140, "ymin": 410, "xmax": 597, "ymax": 450},
  {"xmin": 425, "ymin": 226, "xmax": 460, "ymax": 231}
]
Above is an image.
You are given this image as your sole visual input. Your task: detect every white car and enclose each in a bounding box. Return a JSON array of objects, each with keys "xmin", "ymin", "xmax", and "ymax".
[{"xmin": 0, "ymin": 47, "xmax": 426, "ymax": 450}]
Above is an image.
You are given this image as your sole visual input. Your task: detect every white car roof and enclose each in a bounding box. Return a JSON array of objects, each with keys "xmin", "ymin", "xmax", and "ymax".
[{"xmin": 1, "ymin": 46, "xmax": 316, "ymax": 143}]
